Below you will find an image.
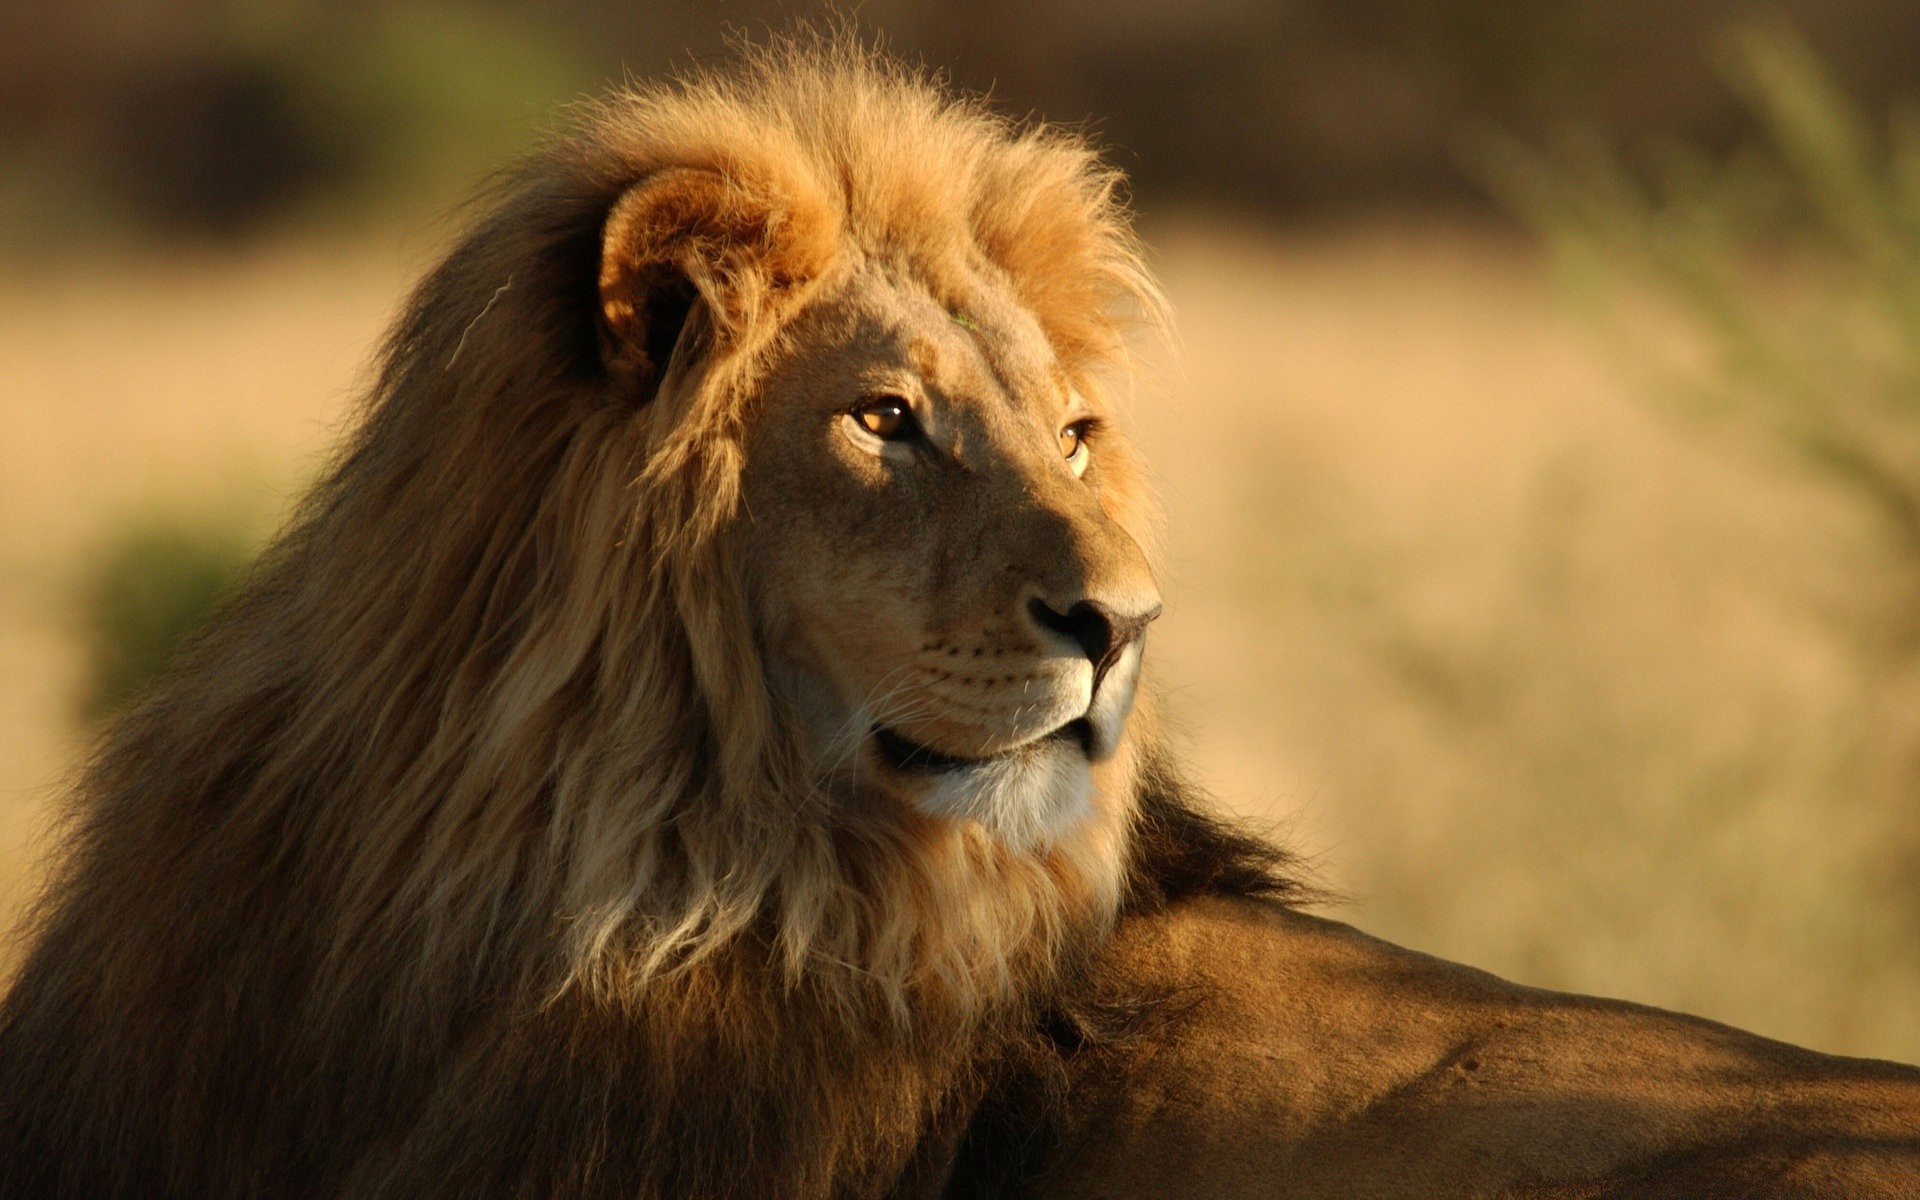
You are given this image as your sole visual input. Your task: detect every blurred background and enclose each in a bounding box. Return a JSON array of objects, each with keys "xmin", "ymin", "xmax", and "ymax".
[{"xmin": 4, "ymin": 0, "xmax": 1920, "ymax": 1060}]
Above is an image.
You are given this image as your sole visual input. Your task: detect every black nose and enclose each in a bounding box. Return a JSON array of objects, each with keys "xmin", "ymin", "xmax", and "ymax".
[{"xmin": 1027, "ymin": 598, "xmax": 1161, "ymax": 682}]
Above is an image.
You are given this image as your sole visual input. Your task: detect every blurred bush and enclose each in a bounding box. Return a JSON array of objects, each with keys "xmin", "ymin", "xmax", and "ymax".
[
  {"xmin": 1483, "ymin": 24, "xmax": 1920, "ymax": 594},
  {"xmin": 81, "ymin": 514, "xmax": 255, "ymax": 718},
  {"xmin": 1475, "ymin": 23, "xmax": 1920, "ymax": 946},
  {"xmin": 0, "ymin": 2, "xmax": 596, "ymax": 242}
]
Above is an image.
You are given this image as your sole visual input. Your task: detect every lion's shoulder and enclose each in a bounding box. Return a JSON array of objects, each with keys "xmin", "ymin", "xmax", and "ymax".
[{"xmin": 998, "ymin": 893, "xmax": 1920, "ymax": 1199}]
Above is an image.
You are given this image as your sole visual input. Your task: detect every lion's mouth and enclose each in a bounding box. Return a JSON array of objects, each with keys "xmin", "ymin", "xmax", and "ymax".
[{"xmin": 872, "ymin": 719, "xmax": 1094, "ymax": 775}]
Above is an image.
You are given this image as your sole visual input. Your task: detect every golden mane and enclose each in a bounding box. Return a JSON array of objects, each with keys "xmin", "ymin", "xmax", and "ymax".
[
  {"xmin": 313, "ymin": 36, "xmax": 1165, "ymax": 1014},
  {"xmin": 1, "ymin": 36, "xmax": 1282, "ymax": 1200}
]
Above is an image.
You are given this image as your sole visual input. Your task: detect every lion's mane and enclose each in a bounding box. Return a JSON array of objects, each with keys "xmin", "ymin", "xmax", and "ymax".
[{"xmin": 0, "ymin": 38, "xmax": 1298, "ymax": 1200}]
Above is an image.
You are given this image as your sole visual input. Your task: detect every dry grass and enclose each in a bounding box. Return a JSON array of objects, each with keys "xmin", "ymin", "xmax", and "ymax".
[
  {"xmin": 1142, "ymin": 220, "xmax": 1920, "ymax": 1061},
  {"xmin": 0, "ymin": 237, "xmax": 413, "ymax": 960},
  {"xmin": 3, "ymin": 220, "xmax": 1916, "ymax": 1062}
]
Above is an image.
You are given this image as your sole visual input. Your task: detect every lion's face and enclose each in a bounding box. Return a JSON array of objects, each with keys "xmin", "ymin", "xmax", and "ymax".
[{"xmin": 734, "ymin": 259, "xmax": 1160, "ymax": 851}]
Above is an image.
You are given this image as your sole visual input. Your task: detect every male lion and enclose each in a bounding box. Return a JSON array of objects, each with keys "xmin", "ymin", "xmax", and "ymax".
[{"xmin": 2, "ymin": 38, "xmax": 1917, "ymax": 1200}]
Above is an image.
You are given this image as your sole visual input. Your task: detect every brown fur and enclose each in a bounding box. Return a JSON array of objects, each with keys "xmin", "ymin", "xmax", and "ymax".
[
  {"xmin": 0, "ymin": 36, "xmax": 1284, "ymax": 1200},
  {"xmin": 1010, "ymin": 895, "xmax": 1920, "ymax": 1199}
]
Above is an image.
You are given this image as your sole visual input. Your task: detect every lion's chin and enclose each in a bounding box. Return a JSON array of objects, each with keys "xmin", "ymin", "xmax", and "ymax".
[{"xmin": 899, "ymin": 736, "xmax": 1096, "ymax": 852}]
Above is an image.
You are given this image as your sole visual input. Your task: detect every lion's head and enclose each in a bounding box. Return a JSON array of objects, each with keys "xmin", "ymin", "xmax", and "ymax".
[
  {"xmin": 589, "ymin": 138, "xmax": 1166, "ymax": 854},
  {"xmin": 573, "ymin": 43, "xmax": 1168, "ymax": 1008},
  {"xmin": 181, "ymin": 40, "xmax": 1167, "ymax": 1017}
]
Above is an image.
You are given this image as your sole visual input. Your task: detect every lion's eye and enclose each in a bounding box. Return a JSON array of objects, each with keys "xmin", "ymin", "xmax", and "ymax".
[
  {"xmin": 852, "ymin": 397, "xmax": 917, "ymax": 441},
  {"xmin": 1061, "ymin": 419, "xmax": 1094, "ymax": 476}
]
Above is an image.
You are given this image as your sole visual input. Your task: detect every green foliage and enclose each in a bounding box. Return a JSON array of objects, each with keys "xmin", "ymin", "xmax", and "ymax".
[
  {"xmin": 0, "ymin": 3, "xmax": 599, "ymax": 242},
  {"xmin": 274, "ymin": 4, "xmax": 598, "ymax": 217},
  {"xmin": 1478, "ymin": 24, "xmax": 1920, "ymax": 562},
  {"xmin": 81, "ymin": 516, "xmax": 256, "ymax": 718}
]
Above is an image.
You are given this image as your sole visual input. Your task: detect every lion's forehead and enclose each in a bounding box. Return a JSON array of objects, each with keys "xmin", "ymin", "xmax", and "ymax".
[{"xmin": 824, "ymin": 259, "xmax": 1074, "ymax": 427}]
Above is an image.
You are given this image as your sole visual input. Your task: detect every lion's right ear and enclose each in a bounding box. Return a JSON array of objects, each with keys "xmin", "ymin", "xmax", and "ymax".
[{"xmin": 598, "ymin": 168, "xmax": 829, "ymax": 395}]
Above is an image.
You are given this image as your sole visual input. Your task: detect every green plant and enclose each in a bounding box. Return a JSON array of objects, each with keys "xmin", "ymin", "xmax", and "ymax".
[
  {"xmin": 81, "ymin": 516, "xmax": 256, "ymax": 718},
  {"xmin": 1478, "ymin": 24, "xmax": 1920, "ymax": 563},
  {"xmin": 1473, "ymin": 20, "xmax": 1920, "ymax": 969}
]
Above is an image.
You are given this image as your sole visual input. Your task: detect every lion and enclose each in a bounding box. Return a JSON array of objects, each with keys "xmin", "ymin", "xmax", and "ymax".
[{"xmin": 2, "ymin": 35, "xmax": 1917, "ymax": 1200}]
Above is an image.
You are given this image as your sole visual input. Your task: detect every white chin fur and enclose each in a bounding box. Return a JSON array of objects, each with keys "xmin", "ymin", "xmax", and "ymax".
[{"xmin": 911, "ymin": 744, "xmax": 1094, "ymax": 853}]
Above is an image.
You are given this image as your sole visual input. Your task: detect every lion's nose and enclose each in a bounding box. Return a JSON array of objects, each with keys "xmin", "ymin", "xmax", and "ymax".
[{"xmin": 1027, "ymin": 597, "xmax": 1162, "ymax": 686}]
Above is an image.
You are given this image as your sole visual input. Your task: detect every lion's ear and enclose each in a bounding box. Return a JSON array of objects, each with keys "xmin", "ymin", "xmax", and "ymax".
[{"xmin": 598, "ymin": 168, "xmax": 825, "ymax": 394}]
